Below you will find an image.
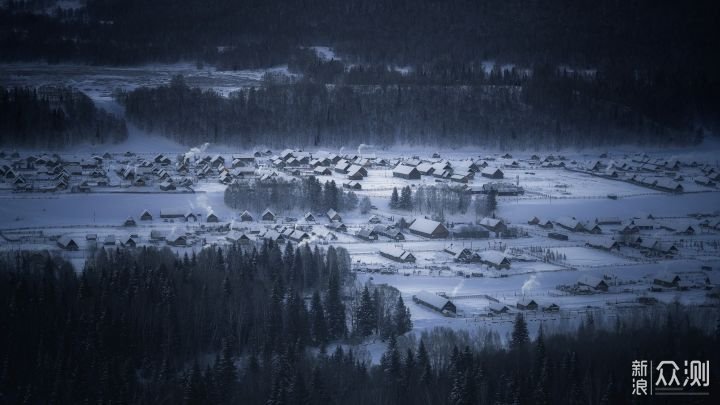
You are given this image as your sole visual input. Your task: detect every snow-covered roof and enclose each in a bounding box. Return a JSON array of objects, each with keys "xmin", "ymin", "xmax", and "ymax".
[
  {"xmin": 409, "ymin": 217, "xmax": 444, "ymax": 235},
  {"xmin": 655, "ymin": 178, "xmax": 683, "ymax": 190},
  {"xmin": 379, "ymin": 246, "xmax": 412, "ymax": 261},
  {"xmin": 478, "ymin": 217, "xmax": 504, "ymax": 228},
  {"xmin": 654, "ymin": 272, "xmax": 680, "ymax": 284},
  {"xmin": 481, "ymin": 167, "xmax": 503, "ymax": 175},
  {"xmin": 478, "ymin": 250, "xmax": 509, "ymax": 266},
  {"xmin": 555, "ymin": 217, "xmax": 582, "ymax": 230},
  {"xmin": 393, "ymin": 164, "xmax": 418, "ymax": 175},
  {"xmin": 416, "ymin": 162, "xmax": 434, "ymax": 173},
  {"xmin": 57, "ymin": 235, "xmax": 77, "ymax": 248},
  {"xmin": 414, "ymin": 291, "xmax": 453, "ymax": 311},
  {"xmin": 578, "ymin": 275, "xmax": 606, "ymax": 288}
]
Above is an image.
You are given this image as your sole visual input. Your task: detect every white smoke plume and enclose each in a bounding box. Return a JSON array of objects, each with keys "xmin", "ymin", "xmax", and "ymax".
[
  {"xmin": 451, "ymin": 278, "xmax": 465, "ymax": 297},
  {"xmin": 184, "ymin": 142, "xmax": 210, "ymax": 161},
  {"xmin": 521, "ymin": 275, "xmax": 540, "ymax": 296}
]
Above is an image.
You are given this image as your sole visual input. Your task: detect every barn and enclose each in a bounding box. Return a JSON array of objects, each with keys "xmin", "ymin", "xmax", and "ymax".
[
  {"xmin": 548, "ymin": 232, "xmax": 568, "ymax": 240},
  {"xmin": 326, "ymin": 222, "xmax": 348, "ymax": 232},
  {"xmin": 555, "ymin": 217, "xmax": 585, "ymax": 232},
  {"xmin": 159, "ymin": 181, "xmax": 176, "ymax": 191},
  {"xmin": 262, "ymin": 209, "xmax": 276, "ymax": 221},
  {"xmin": 416, "ymin": 162, "xmax": 435, "ymax": 175},
  {"xmin": 104, "ymin": 235, "xmax": 116, "ymax": 246},
  {"xmin": 477, "ymin": 250, "xmax": 511, "ymax": 269},
  {"xmin": 347, "ymin": 165, "xmax": 367, "ymax": 180},
  {"xmin": 413, "ymin": 291, "xmax": 456, "ymax": 315},
  {"xmin": 489, "ymin": 303, "xmax": 510, "ymax": 314},
  {"xmin": 206, "ymin": 212, "xmax": 219, "ymax": 223},
  {"xmin": 409, "ymin": 217, "xmax": 449, "ymax": 238},
  {"xmin": 334, "ymin": 160, "xmax": 351, "ymax": 173},
  {"xmin": 327, "ymin": 209, "xmax": 342, "ymax": 222},
  {"xmin": 376, "ymin": 226, "xmax": 405, "ymax": 241},
  {"xmin": 313, "ymin": 166, "xmax": 332, "ymax": 176},
  {"xmin": 655, "ymin": 178, "xmax": 684, "ymax": 193},
  {"xmin": 478, "ymin": 217, "xmax": 507, "ymax": 234},
  {"xmin": 260, "ymin": 229, "xmax": 286, "ymax": 243},
  {"xmin": 57, "ymin": 235, "xmax": 79, "ymax": 251},
  {"xmin": 121, "ymin": 235, "xmax": 138, "ymax": 248},
  {"xmin": 577, "ymin": 275, "xmax": 609, "ymax": 291},
  {"xmin": 595, "ymin": 217, "xmax": 622, "ymax": 225},
  {"xmin": 516, "ymin": 298, "xmax": 538, "ymax": 310},
  {"xmin": 343, "ymin": 181, "xmax": 362, "ymax": 190},
  {"xmin": 392, "ymin": 165, "xmax": 421, "ymax": 180},
  {"xmin": 150, "ymin": 230, "xmax": 166, "ymax": 241},
  {"xmin": 167, "ymin": 232, "xmax": 187, "ymax": 246},
  {"xmin": 445, "ymin": 247, "xmax": 476, "ymax": 263},
  {"xmin": 160, "ymin": 208, "xmax": 187, "ymax": 219},
  {"xmin": 240, "ymin": 210, "xmax": 254, "ymax": 221},
  {"xmin": 653, "ymin": 273, "xmax": 680, "ymax": 288},
  {"xmin": 585, "ymin": 239, "xmax": 618, "ymax": 251},
  {"xmin": 289, "ymin": 230, "xmax": 311, "ymax": 242},
  {"xmin": 379, "ymin": 246, "xmax": 416, "ymax": 263},
  {"xmin": 481, "ymin": 167, "xmax": 504, "ymax": 179},
  {"xmin": 355, "ymin": 228, "xmax": 378, "ymax": 241}
]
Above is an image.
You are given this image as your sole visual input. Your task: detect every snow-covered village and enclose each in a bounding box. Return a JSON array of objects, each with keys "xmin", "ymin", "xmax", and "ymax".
[
  {"xmin": 3, "ymin": 146, "xmax": 720, "ymax": 319},
  {"xmin": 2, "ymin": 1, "xmax": 719, "ymax": 404}
]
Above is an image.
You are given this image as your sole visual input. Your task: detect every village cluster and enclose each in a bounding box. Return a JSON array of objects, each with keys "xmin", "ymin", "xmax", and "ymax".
[{"xmin": 1, "ymin": 147, "xmax": 719, "ymax": 327}]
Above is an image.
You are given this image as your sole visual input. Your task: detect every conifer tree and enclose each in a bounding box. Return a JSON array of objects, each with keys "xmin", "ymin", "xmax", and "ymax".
[
  {"xmin": 510, "ymin": 313, "xmax": 529, "ymax": 350},
  {"xmin": 310, "ymin": 291, "xmax": 328, "ymax": 346},
  {"xmin": 390, "ymin": 187, "xmax": 400, "ymax": 209},
  {"xmin": 393, "ymin": 295, "xmax": 412, "ymax": 335},
  {"xmin": 325, "ymin": 260, "xmax": 346, "ymax": 340}
]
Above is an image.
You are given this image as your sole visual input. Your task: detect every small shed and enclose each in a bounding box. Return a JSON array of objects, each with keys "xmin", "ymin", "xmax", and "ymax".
[{"xmin": 262, "ymin": 209, "xmax": 276, "ymax": 221}]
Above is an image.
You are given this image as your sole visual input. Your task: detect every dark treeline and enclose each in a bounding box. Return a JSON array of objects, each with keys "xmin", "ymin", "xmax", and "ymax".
[
  {"xmin": 0, "ymin": 86, "xmax": 127, "ymax": 147},
  {"xmin": 224, "ymin": 176, "xmax": 358, "ymax": 214},
  {"xmin": 120, "ymin": 71, "xmax": 704, "ymax": 149},
  {"xmin": 1, "ymin": 242, "xmax": 380, "ymax": 403},
  {"xmin": 1, "ymin": 1, "xmax": 718, "ymax": 73},
  {"xmin": 1, "ymin": 246, "xmax": 718, "ymax": 404},
  {"xmin": 4, "ymin": 1, "xmax": 718, "ymax": 147}
]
